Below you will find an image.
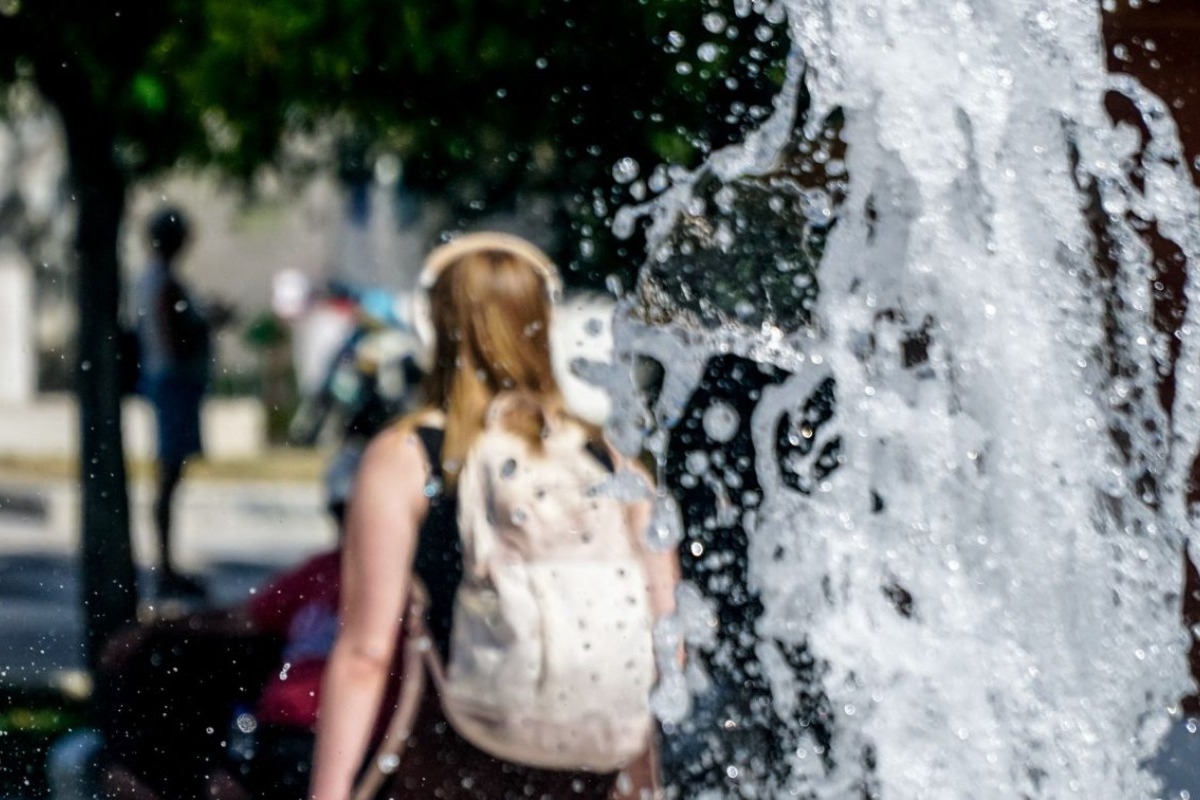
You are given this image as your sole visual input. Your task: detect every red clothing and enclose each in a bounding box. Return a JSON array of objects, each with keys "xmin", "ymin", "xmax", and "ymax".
[{"xmin": 245, "ymin": 550, "xmax": 341, "ymax": 730}]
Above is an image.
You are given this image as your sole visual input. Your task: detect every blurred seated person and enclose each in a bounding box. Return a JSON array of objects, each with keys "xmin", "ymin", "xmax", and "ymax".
[{"xmin": 98, "ymin": 546, "xmax": 349, "ymax": 800}]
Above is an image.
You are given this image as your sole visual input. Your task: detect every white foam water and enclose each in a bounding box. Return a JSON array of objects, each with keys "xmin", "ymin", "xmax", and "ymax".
[{"xmin": 607, "ymin": 1, "xmax": 1200, "ymax": 796}]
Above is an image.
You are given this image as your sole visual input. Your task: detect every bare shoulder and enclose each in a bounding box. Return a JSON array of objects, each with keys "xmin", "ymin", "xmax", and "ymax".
[
  {"xmin": 359, "ymin": 419, "xmax": 432, "ymax": 485},
  {"xmin": 346, "ymin": 419, "xmax": 436, "ymax": 543}
]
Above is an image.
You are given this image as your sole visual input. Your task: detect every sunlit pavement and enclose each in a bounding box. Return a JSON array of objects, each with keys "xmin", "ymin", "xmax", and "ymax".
[{"xmin": 0, "ymin": 473, "xmax": 333, "ymax": 689}]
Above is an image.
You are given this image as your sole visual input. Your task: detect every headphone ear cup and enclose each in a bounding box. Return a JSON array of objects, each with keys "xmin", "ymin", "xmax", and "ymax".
[{"xmin": 409, "ymin": 288, "xmax": 435, "ymax": 372}]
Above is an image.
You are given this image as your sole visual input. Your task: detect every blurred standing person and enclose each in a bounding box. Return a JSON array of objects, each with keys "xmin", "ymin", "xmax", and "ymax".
[{"xmin": 133, "ymin": 206, "xmax": 225, "ymax": 599}]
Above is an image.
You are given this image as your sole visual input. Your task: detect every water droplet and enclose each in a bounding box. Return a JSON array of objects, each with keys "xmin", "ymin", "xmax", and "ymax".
[
  {"xmin": 702, "ymin": 401, "xmax": 740, "ymax": 443},
  {"xmin": 685, "ymin": 450, "xmax": 710, "ymax": 475},
  {"xmin": 616, "ymin": 772, "xmax": 633, "ymax": 794},
  {"xmin": 647, "ymin": 492, "xmax": 683, "ymax": 550},
  {"xmin": 800, "ymin": 188, "xmax": 834, "ymax": 227},
  {"xmin": 702, "ymin": 12, "xmax": 726, "ymax": 34},
  {"xmin": 647, "ymin": 165, "xmax": 669, "ymax": 193},
  {"xmin": 612, "ymin": 157, "xmax": 640, "ymax": 184},
  {"xmin": 650, "ymin": 669, "xmax": 690, "ymax": 724}
]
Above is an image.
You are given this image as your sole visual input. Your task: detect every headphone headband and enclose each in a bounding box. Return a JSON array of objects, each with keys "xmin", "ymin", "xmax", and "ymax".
[
  {"xmin": 411, "ymin": 232, "xmax": 561, "ymax": 369},
  {"xmin": 418, "ymin": 232, "xmax": 561, "ymax": 296}
]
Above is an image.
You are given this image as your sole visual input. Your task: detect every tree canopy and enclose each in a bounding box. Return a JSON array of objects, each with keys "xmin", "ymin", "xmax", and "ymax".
[{"xmin": 6, "ymin": 0, "xmax": 788, "ymax": 282}]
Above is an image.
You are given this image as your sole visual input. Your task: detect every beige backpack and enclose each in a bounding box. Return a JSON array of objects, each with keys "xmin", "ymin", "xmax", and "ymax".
[
  {"xmin": 441, "ymin": 393, "xmax": 656, "ymax": 771},
  {"xmin": 355, "ymin": 394, "xmax": 655, "ymax": 799}
]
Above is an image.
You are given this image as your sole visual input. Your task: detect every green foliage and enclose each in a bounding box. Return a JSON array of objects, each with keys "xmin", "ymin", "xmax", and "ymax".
[
  {"xmin": 242, "ymin": 310, "xmax": 290, "ymax": 350},
  {"xmin": 0, "ymin": 687, "xmax": 87, "ymax": 799},
  {"xmin": 2, "ymin": 0, "xmax": 788, "ymax": 284}
]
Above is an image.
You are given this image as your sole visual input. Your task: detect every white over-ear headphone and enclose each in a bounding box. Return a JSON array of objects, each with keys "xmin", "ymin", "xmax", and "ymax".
[{"xmin": 410, "ymin": 231, "xmax": 562, "ymax": 370}]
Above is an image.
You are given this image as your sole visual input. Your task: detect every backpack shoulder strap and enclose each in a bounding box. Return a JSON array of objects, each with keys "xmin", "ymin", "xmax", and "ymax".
[
  {"xmin": 413, "ymin": 425, "xmax": 445, "ymax": 478},
  {"xmin": 585, "ymin": 437, "xmax": 615, "ymax": 472}
]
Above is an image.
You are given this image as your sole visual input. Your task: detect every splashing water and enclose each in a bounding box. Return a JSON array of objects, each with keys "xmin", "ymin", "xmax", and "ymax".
[{"xmin": 606, "ymin": 1, "xmax": 1200, "ymax": 797}]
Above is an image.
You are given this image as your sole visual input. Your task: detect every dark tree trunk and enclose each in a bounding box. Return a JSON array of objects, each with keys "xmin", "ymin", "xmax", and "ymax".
[{"xmin": 58, "ymin": 106, "xmax": 139, "ymax": 674}]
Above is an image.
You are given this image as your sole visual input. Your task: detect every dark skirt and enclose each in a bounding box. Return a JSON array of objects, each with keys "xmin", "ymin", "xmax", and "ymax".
[{"xmin": 374, "ymin": 687, "xmax": 619, "ymax": 800}]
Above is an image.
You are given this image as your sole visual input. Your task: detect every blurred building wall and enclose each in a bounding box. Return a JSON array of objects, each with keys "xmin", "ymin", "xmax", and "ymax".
[
  {"xmin": 0, "ymin": 250, "xmax": 35, "ymax": 404},
  {"xmin": 0, "ymin": 394, "xmax": 265, "ymax": 462},
  {"xmin": 0, "ymin": 99, "xmax": 566, "ymax": 462}
]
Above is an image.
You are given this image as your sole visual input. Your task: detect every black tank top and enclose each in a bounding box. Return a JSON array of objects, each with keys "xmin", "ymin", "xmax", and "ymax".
[{"xmin": 412, "ymin": 427, "xmax": 460, "ymax": 659}]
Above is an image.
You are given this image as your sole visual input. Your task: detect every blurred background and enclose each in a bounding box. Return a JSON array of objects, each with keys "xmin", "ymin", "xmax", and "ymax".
[
  {"xmin": 1, "ymin": 0, "xmax": 1198, "ymax": 797},
  {"xmin": 0, "ymin": 2, "xmax": 790, "ymax": 795},
  {"xmin": 0, "ymin": 0, "xmax": 790, "ymax": 425}
]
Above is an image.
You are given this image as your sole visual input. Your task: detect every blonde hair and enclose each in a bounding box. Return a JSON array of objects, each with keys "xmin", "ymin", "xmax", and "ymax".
[{"xmin": 419, "ymin": 248, "xmax": 566, "ymax": 482}]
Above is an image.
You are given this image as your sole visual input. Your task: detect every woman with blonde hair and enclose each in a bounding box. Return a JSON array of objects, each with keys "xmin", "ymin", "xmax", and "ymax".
[{"xmin": 308, "ymin": 233, "xmax": 677, "ymax": 800}]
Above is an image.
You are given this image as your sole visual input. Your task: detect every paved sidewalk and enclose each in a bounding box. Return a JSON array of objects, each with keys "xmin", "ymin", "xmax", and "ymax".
[{"xmin": 0, "ymin": 471, "xmax": 333, "ymax": 689}]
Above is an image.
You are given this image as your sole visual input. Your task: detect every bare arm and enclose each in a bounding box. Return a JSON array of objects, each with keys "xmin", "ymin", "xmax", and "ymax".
[
  {"xmin": 615, "ymin": 453, "xmax": 679, "ymax": 621},
  {"xmin": 308, "ymin": 425, "xmax": 429, "ymax": 800},
  {"xmin": 628, "ymin": 496, "xmax": 681, "ymax": 622}
]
